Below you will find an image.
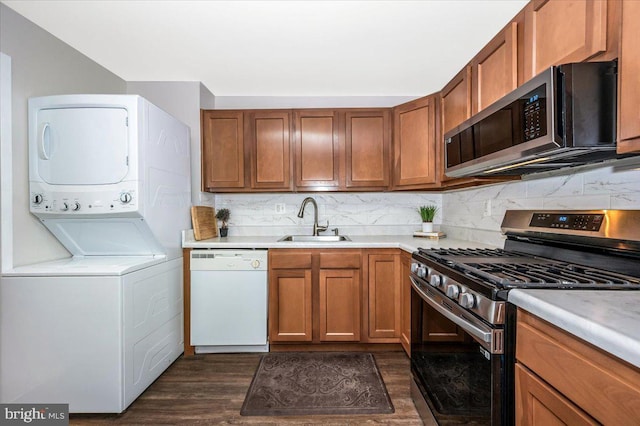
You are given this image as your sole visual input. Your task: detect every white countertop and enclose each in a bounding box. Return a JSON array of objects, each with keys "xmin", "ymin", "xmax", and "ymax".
[
  {"xmin": 509, "ymin": 289, "xmax": 640, "ymax": 369},
  {"xmin": 182, "ymin": 230, "xmax": 498, "ymax": 253}
]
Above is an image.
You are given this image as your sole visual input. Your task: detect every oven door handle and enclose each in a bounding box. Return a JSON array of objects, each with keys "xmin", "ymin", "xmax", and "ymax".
[{"xmin": 410, "ymin": 276, "xmax": 494, "ymax": 346}]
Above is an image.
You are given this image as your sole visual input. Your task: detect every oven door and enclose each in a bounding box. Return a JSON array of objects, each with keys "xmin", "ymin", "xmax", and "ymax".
[{"xmin": 410, "ymin": 275, "xmax": 505, "ymax": 425}]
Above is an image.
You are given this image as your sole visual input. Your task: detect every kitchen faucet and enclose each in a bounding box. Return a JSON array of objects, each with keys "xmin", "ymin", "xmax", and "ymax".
[{"xmin": 297, "ymin": 197, "xmax": 328, "ymax": 236}]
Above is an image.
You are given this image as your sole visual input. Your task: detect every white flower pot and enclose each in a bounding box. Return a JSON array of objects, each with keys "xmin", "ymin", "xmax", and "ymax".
[{"xmin": 421, "ymin": 222, "xmax": 434, "ymax": 233}]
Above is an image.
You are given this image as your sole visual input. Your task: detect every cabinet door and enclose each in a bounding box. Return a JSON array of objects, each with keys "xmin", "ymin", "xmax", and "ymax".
[
  {"xmin": 344, "ymin": 110, "xmax": 391, "ymax": 189},
  {"xmin": 472, "ymin": 22, "xmax": 518, "ymax": 114},
  {"xmin": 294, "ymin": 110, "xmax": 340, "ymax": 190},
  {"xmin": 319, "ymin": 269, "xmax": 361, "ymax": 342},
  {"xmin": 524, "ymin": 0, "xmax": 607, "ymax": 81},
  {"xmin": 367, "ymin": 253, "xmax": 401, "ymax": 339},
  {"xmin": 268, "ymin": 268, "xmax": 312, "ymax": 342},
  {"xmin": 618, "ymin": 0, "xmax": 640, "ymax": 154},
  {"xmin": 392, "ymin": 96, "xmax": 437, "ymax": 188},
  {"xmin": 515, "ymin": 364, "xmax": 598, "ymax": 426},
  {"xmin": 247, "ymin": 111, "xmax": 292, "ymax": 190},
  {"xmin": 441, "ymin": 66, "xmax": 472, "ymax": 135},
  {"xmin": 400, "ymin": 251, "xmax": 412, "ymax": 356},
  {"xmin": 201, "ymin": 110, "xmax": 245, "ymax": 189}
]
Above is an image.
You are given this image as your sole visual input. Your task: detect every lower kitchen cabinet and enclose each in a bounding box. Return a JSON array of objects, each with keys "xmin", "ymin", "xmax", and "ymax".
[
  {"xmin": 365, "ymin": 250, "xmax": 401, "ymax": 342},
  {"xmin": 268, "ymin": 249, "xmax": 362, "ymax": 344},
  {"xmin": 515, "ymin": 309, "xmax": 640, "ymax": 425}
]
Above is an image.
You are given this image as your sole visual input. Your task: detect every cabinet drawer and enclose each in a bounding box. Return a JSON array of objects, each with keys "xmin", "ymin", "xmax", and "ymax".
[
  {"xmin": 319, "ymin": 251, "xmax": 361, "ymax": 269},
  {"xmin": 516, "ymin": 309, "xmax": 640, "ymax": 424},
  {"xmin": 270, "ymin": 252, "xmax": 312, "ymax": 269}
]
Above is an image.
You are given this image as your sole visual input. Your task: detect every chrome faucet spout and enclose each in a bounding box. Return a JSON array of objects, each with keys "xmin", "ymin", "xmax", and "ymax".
[{"xmin": 297, "ymin": 197, "xmax": 328, "ymax": 236}]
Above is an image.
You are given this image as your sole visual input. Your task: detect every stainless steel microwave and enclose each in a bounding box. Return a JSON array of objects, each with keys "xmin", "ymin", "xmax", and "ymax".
[{"xmin": 444, "ymin": 61, "xmax": 620, "ymax": 177}]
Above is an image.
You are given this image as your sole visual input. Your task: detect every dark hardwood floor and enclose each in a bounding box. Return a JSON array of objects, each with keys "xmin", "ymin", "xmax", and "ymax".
[{"xmin": 70, "ymin": 351, "xmax": 424, "ymax": 425}]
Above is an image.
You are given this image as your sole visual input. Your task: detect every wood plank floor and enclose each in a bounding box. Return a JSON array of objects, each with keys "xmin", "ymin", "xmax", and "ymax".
[{"xmin": 70, "ymin": 351, "xmax": 425, "ymax": 425}]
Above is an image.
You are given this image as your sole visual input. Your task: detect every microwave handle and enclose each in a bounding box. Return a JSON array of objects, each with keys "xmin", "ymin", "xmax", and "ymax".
[{"xmin": 555, "ymin": 67, "xmax": 565, "ymax": 141}]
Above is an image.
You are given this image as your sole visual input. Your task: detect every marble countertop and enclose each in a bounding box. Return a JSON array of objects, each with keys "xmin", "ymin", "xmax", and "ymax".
[
  {"xmin": 509, "ymin": 289, "xmax": 640, "ymax": 369},
  {"xmin": 182, "ymin": 230, "xmax": 498, "ymax": 253}
]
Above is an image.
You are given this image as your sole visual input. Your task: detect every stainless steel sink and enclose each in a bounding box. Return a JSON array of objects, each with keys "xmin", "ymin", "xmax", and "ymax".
[{"xmin": 278, "ymin": 235, "xmax": 351, "ymax": 242}]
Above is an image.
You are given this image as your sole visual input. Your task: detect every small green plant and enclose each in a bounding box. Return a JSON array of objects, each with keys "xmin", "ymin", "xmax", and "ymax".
[
  {"xmin": 419, "ymin": 205, "xmax": 438, "ymax": 222},
  {"xmin": 215, "ymin": 208, "xmax": 230, "ymax": 229}
]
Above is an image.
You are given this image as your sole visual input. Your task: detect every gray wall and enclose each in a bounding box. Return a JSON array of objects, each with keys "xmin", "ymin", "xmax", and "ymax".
[{"xmin": 0, "ymin": 3, "xmax": 126, "ymax": 267}]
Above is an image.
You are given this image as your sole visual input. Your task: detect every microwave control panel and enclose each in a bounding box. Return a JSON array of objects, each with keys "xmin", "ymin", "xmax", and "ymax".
[{"xmin": 522, "ymin": 85, "xmax": 548, "ymax": 142}]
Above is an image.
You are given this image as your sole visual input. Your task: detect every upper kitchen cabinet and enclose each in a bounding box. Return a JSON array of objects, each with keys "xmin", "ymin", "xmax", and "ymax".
[
  {"xmin": 441, "ymin": 66, "xmax": 472, "ymax": 136},
  {"xmin": 294, "ymin": 109, "xmax": 341, "ymax": 190},
  {"xmin": 617, "ymin": 0, "xmax": 640, "ymax": 154},
  {"xmin": 471, "ymin": 21, "xmax": 519, "ymax": 115},
  {"xmin": 246, "ymin": 110, "xmax": 293, "ymax": 190},
  {"xmin": 344, "ymin": 109, "xmax": 391, "ymax": 190},
  {"xmin": 201, "ymin": 110, "xmax": 245, "ymax": 190},
  {"xmin": 392, "ymin": 95, "xmax": 439, "ymax": 189},
  {"xmin": 523, "ymin": 0, "xmax": 612, "ymax": 82}
]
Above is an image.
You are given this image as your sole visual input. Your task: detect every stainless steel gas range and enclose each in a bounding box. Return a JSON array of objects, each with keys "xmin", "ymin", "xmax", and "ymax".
[{"xmin": 409, "ymin": 210, "xmax": 640, "ymax": 426}]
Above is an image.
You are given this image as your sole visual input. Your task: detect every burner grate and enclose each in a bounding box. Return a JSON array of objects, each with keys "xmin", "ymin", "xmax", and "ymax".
[{"xmin": 460, "ymin": 261, "xmax": 640, "ymax": 288}]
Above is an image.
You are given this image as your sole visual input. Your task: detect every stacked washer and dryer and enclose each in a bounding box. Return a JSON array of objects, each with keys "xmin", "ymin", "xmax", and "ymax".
[{"xmin": 0, "ymin": 95, "xmax": 191, "ymax": 413}]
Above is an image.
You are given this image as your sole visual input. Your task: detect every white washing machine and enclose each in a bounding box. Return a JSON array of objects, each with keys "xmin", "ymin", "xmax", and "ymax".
[
  {"xmin": 0, "ymin": 95, "xmax": 191, "ymax": 412},
  {"xmin": 0, "ymin": 256, "xmax": 183, "ymax": 413}
]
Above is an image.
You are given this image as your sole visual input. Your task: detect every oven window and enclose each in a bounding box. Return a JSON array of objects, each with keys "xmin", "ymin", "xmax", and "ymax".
[{"xmin": 411, "ymin": 289, "xmax": 499, "ymax": 425}]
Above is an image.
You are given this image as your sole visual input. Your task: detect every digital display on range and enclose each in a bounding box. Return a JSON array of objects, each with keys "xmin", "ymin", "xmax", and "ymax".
[{"xmin": 529, "ymin": 213, "xmax": 604, "ymax": 231}]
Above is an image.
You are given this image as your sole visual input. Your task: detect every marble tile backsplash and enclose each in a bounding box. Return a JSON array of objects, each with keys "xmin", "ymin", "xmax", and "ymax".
[
  {"xmin": 214, "ymin": 192, "xmax": 443, "ymax": 237},
  {"xmin": 441, "ymin": 163, "xmax": 640, "ymax": 247},
  {"xmin": 209, "ymin": 162, "xmax": 639, "ymax": 244}
]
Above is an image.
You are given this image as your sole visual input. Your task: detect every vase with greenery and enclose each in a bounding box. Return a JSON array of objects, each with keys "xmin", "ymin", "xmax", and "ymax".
[
  {"xmin": 419, "ymin": 205, "xmax": 438, "ymax": 233},
  {"xmin": 215, "ymin": 208, "xmax": 230, "ymax": 237}
]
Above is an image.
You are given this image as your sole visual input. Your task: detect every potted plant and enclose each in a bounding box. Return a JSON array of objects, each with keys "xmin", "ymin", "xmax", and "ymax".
[
  {"xmin": 215, "ymin": 208, "xmax": 230, "ymax": 237},
  {"xmin": 419, "ymin": 205, "xmax": 438, "ymax": 233}
]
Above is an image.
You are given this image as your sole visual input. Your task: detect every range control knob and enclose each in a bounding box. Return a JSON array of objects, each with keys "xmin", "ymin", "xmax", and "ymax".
[
  {"xmin": 60, "ymin": 202, "xmax": 69, "ymax": 211},
  {"xmin": 417, "ymin": 266, "xmax": 427, "ymax": 278},
  {"xmin": 446, "ymin": 284, "xmax": 460, "ymax": 300},
  {"xmin": 120, "ymin": 192, "xmax": 133, "ymax": 204},
  {"xmin": 410, "ymin": 263, "xmax": 419, "ymax": 274},
  {"xmin": 429, "ymin": 274, "xmax": 442, "ymax": 288},
  {"xmin": 71, "ymin": 202, "xmax": 81, "ymax": 211},
  {"xmin": 33, "ymin": 194, "xmax": 43, "ymax": 204},
  {"xmin": 460, "ymin": 293, "xmax": 476, "ymax": 309}
]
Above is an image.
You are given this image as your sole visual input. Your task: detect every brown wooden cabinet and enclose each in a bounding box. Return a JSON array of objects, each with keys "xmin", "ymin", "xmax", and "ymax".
[
  {"xmin": 471, "ymin": 22, "xmax": 519, "ymax": 115},
  {"xmin": 294, "ymin": 109, "xmax": 341, "ymax": 190},
  {"xmin": 515, "ymin": 309, "xmax": 640, "ymax": 425},
  {"xmin": 400, "ymin": 250, "xmax": 412, "ymax": 355},
  {"xmin": 392, "ymin": 95, "xmax": 439, "ymax": 189},
  {"xmin": 344, "ymin": 109, "xmax": 391, "ymax": 190},
  {"xmin": 269, "ymin": 249, "xmax": 362, "ymax": 345},
  {"xmin": 515, "ymin": 364, "xmax": 598, "ymax": 426},
  {"xmin": 441, "ymin": 66, "xmax": 472, "ymax": 136},
  {"xmin": 201, "ymin": 110, "xmax": 245, "ymax": 190},
  {"xmin": 246, "ymin": 110, "xmax": 293, "ymax": 190},
  {"xmin": 617, "ymin": 0, "xmax": 640, "ymax": 154},
  {"xmin": 523, "ymin": 0, "xmax": 608, "ymax": 82},
  {"xmin": 268, "ymin": 251, "xmax": 313, "ymax": 342},
  {"xmin": 365, "ymin": 250, "xmax": 401, "ymax": 341}
]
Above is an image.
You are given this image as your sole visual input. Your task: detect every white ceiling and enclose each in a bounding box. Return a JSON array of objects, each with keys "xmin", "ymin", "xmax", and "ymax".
[{"xmin": 3, "ymin": 0, "xmax": 528, "ymax": 97}]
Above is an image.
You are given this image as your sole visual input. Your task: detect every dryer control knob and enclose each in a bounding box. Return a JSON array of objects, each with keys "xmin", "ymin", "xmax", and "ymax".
[
  {"xmin": 120, "ymin": 192, "xmax": 132, "ymax": 204},
  {"xmin": 60, "ymin": 202, "xmax": 69, "ymax": 211},
  {"xmin": 71, "ymin": 202, "xmax": 81, "ymax": 211},
  {"xmin": 33, "ymin": 194, "xmax": 43, "ymax": 204}
]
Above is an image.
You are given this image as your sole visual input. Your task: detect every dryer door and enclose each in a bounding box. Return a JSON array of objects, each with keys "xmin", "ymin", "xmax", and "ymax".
[{"xmin": 35, "ymin": 107, "xmax": 129, "ymax": 185}]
